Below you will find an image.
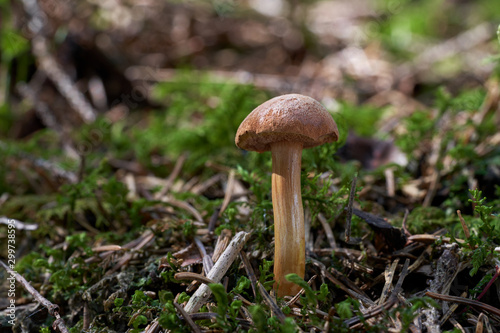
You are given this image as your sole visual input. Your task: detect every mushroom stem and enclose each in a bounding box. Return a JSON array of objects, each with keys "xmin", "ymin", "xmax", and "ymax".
[{"xmin": 271, "ymin": 141, "xmax": 305, "ymax": 297}]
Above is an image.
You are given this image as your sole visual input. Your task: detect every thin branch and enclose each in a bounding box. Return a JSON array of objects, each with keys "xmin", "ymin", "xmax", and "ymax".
[
  {"xmin": 345, "ymin": 174, "xmax": 361, "ymax": 244},
  {"xmin": 257, "ymin": 281, "xmax": 287, "ymax": 324},
  {"xmin": 457, "ymin": 210, "xmax": 471, "ymax": 243},
  {"xmin": 0, "ymin": 260, "xmax": 69, "ymax": 333},
  {"xmin": 174, "ymin": 302, "xmax": 202, "ymax": 333},
  {"xmin": 239, "ymin": 250, "xmax": 258, "ymax": 299},
  {"xmin": 194, "ymin": 236, "xmax": 214, "ymax": 275},
  {"xmin": 378, "ymin": 258, "xmax": 399, "ymax": 305},
  {"xmin": 155, "ymin": 153, "xmax": 187, "ymax": 199},
  {"xmin": 219, "ymin": 169, "xmax": 236, "ymax": 216},
  {"xmin": 0, "ymin": 140, "xmax": 78, "ymax": 184},
  {"xmin": 183, "ymin": 231, "xmax": 250, "ymax": 314},
  {"xmin": 174, "ymin": 272, "xmax": 217, "ymax": 286},
  {"xmin": 19, "ymin": 0, "xmax": 97, "ymax": 123},
  {"xmin": 426, "ymin": 291, "xmax": 500, "ymax": 318}
]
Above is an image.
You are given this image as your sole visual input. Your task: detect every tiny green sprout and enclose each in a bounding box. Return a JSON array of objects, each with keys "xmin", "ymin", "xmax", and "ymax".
[
  {"xmin": 132, "ymin": 314, "xmax": 148, "ymax": 329},
  {"xmin": 158, "ymin": 290, "xmax": 174, "ymax": 304},
  {"xmin": 443, "ymin": 329, "xmax": 463, "ymax": 333},
  {"xmin": 182, "ymin": 220, "xmax": 196, "ymax": 237},
  {"xmin": 229, "ymin": 299, "xmax": 242, "ymax": 319},
  {"xmin": 209, "ymin": 283, "xmax": 229, "ymax": 317},
  {"xmin": 1, "ymin": 30, "xmax": 30, "ymax": 61},
  {"xmin": 335, "ymin": 298, "xmax": 359, "ymax": 320},
  {"xmin": 466, "ymin": 189, "xmax": 499, "ymax": 276},
  {"xmin": 317, "ymin": 283, "xmax": 329, "ymax": 302},
  {"xmin": 177, "ymin": 292, "xmax": 190, "ymax": 304},
  {"xmin": 232, "ymin": 275, "xmax": 250, "ymax": 294},
  {"xmin": 158, "ymin": 301, "xmax": 186, "ymax": 331},
  {"xmin": 209, "ymin": 283, "xmax": 236, "ymax": 329},
  {"xmin": 114, "ymin": 298, "xmax": 124, "ymax": 308},
  {"xmin": 131, "ymin": 290, "xmax": 150, "ymax": 306},
  {"xmin": 248, "ymin": 305, "xmax": 268, "ymax": 332},
  {"xmin": 258, "ymin": 259, "xmax": 275, "ymax": 290},
  {"xmin": 280, "ymin": 318, "xmax": 298, "ymax": 333}
]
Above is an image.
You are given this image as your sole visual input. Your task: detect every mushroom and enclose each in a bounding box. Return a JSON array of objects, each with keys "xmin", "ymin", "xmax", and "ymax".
[{"xmin": 235, "ymin": 94, "xmax": 339, "ymax": 296}]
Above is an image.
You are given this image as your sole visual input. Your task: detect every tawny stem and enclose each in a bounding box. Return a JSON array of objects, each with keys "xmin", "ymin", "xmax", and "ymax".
[{"xmin": 271, "ymin": 141, "xmax": 305, "ymax": 297}]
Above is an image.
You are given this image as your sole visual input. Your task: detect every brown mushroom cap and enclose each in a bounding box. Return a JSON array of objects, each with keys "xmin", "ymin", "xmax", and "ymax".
[{"xmin": 235, "ymin": 94, "xmax": 339, "ymax": 152}]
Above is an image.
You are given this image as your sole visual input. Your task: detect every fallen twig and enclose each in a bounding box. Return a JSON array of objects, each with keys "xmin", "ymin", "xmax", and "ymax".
[
  {"xmin": 239, "ymin": 250, "xmax": 258, "ymax": 299},
  {"xmin": 194, "ymin": 236, "xmax": 214, "ymax": 275},
  {"xmin": 411, "ymin": 22, "xmax": 495, "ymax": 72},
  {"xmin": 286, "ymin": 275, "xmax": 316, "ymax": 307},
  {"xmin": 256, "ymin": 281, "xmax": 287, "ymax": 324},
  {"xmin": 311, "ymin": 258, "xmax": 374, "ymax": 306},
  {"xmin": 426, "ymin": 291, "xmax": 500, "ymax": 318},
  {"xmin": 174, "ymin": 301, "xmax": 202, "ymax": 333},
  {"xmin": 20, "ymin": 0, "xmax": 98, "ymax": 125},
  {"xmin": 0, "ymin": 217, "xmax": 38, "ymax": 231},
  {"xmin": 32, "ymin": 37, "xmax": 97, "ymax": 123},
  {"xmin": 408, "ymin": 234, "xmax": 466, "ymax": 245},
  {"xmin": 0, "ymin": 260, "xmax": 70, "ymax": 332},
  {"xmin": 105, "ymin": 230, "xmax": 155, "ymax": 275},
  {"xmin": 16, "ymin": 82, "xmax": 61, "ymax": 132},
  {"xmin": 346, "ymin": 259, "xmax": 410, "ymax": 329},
  {"xmin": 174, "ymin": 272, "xmax": 217, "ymax": 285},
  {"xmin": 318, "ymin": 213, "xmax": 336, "ymax": 249},
  {"xmin": 155, "ymin": 153, "xmax": 187, "ymax": 199},
  {"xmin": 378, "ymin": 258, "xmax": 399, "ymax": 305},
  {"xmin": 219, "ymin": 169, "xmax": 236, "ymax": 217},
  {"xmin": 345, "ymin": 174, "xmax": 361, "ymax": 244},
  {"xmin": 1, "ymin": 145, "xmax": 78, "ymax": 186},
  {"xmin": 183, "ymin": 231, "xmax": 250, "ymax": 314},
  {"xmin": 475, "ymin": 265, "xmax": 500, "ymax": 302}
]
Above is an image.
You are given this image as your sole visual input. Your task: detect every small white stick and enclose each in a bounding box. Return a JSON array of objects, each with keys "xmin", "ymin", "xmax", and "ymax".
[
  {"xmin": 384, "ymin": 167, "xmax": 395, "ymax": 197},
  {"xmin": 184, "ymin": 231, "xmax": 250, "ymax": 314}
]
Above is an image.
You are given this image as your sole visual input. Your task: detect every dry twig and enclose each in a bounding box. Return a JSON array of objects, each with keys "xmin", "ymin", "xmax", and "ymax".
[
  {"xmin": 174, "ymin": 272, "xmax": 217, "ymax": 285},
  {"xmin": 239, "ymin": 250, "xmax": 258, "ymax": 299},
  {"xmin": 426, "ymin": 292, "xmax": 500, "ymax": 318},
  {"xmin": 345, "ymin": 174, "xmax": 361, "ymax": 244},
  {"xmin": 184, "ymin": 231, "xmax": 250, "ymax": 314},
  {"xmin": 0, "ymin": 260, "xmax": 70, "ymax": 332},
  {"xmin": 173, "ymin": 302, "xmax": 202, "ymax": 333}
]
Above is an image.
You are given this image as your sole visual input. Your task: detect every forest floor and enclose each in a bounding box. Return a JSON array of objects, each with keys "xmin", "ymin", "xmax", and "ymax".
[{"xmin": 1, "ymin": 0, "xmax": 500, "ymax": 332}]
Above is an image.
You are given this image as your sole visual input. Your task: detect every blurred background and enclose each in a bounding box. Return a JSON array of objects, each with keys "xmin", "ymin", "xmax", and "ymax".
[
  {"xmin": 1, "ymin": 0, "xmax": 499, "ymax": 135},
  {"xmin": 1, "ymin": 0, "xmax": 500, "ymax": 213}
]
